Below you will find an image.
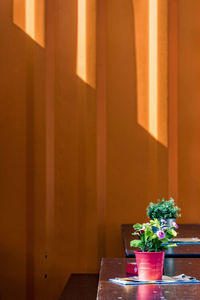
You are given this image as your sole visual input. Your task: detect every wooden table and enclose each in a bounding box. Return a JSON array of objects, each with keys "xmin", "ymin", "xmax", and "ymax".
[
  {"xmin": 97, "ymin": 258, "xmax": 200, "ymax": 299},
  {"xmin": 59, "ymin": 274, "xmax": 99, "ymax": 299},
  {"xmin": 122, "ymin": 224, "xmax": 200, "ymax": 258}
]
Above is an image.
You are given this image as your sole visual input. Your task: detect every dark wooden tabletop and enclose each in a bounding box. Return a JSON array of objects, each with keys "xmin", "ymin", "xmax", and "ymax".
[
  {"xmin": 59, "ymin": 274, "xmax": 99, "ymax": 300},
  {"xmin": 122, "ymin": 224, "xmax": 200, "ymax": 258},
  {"xmin": 97, "ymin": 258, "xmax": 200, "ymax": 300}
]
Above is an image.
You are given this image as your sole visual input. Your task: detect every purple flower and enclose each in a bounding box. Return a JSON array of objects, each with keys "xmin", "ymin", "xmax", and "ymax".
[
  {"xmin": 157, "ymin": 230, "xmax": 165, "ymax": 239},
  {"xmin": 172, "ymin": 222, "xmax": 178, "ymax": 229},
  {"xmin": 162, "ymin": 226, "xmax": 168, "ymax": 230},
  {"xmin": 160, "ymin": 219, "xmax": 167, "ymax": 224}
]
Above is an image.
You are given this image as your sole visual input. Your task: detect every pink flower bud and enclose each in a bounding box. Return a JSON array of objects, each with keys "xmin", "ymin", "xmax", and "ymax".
[
  {"xmin": 172, "ymin": 222, "xmax": 178, "ymax": 229},
  {"xmin": 160, "ymin": 219, "xmax": 167, "ymax": 224}
]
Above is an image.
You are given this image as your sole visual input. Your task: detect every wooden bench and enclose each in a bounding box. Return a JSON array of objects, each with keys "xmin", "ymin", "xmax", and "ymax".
[{"xmin": 59, "ymin": 273, "xmax": 99, "ymax": 299}]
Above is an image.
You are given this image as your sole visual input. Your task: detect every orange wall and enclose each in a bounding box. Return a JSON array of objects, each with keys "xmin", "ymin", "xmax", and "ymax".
[
  {"xmin": 51, "ymin": 0, "xmax": 168, "ymax": 297},
  {"xmin": 0, "ymin": 0, "xmax": 46, "ymax": 299},
  {"xmin": 168, "ymin": 0, "xmax": 200, "ymax": 224},
  {"xmin": 105, "ymin": 0, "xmax": 168, "ymax": 258},
  {"xmin": 0, "ymin": 0, "xmax": 187, "ymax": 299},
  {"xmin": 177, "ymin": 0, "xmax": 200, "ymax": 223},
  {"xmin": 53, "ymin": 0, "xmax": 98, "ymax": 297}
]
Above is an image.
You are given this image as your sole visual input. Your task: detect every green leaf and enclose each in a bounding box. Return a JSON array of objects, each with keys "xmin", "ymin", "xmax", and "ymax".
[
  {"xmin": 145, "ymin": 228, "xmax": 152, "ymax": 237},
  {"xmin": 160, "ymin": 238, "xmax": 168, "ymax": 243},
  {"xmin": 171, "ymin": 229, "xmax": 177, "ymax": 237},
  {"xmin": 140, "ymin": 234, "xmax": 145, "ymax": 242},
  {"xmin": 166, "ymin": 243, "xmax": 177, "ymax": 248},
  {"xmin": 130, "ymin": 240, "xmax": 143, "ymax": 248},
  {"xmin": 133, "ymin": 223, "xmax": 143, "ymax": 230},
  {"xmin": 149, "ymin": 234, "xmax": 157, "ymax": 240}
]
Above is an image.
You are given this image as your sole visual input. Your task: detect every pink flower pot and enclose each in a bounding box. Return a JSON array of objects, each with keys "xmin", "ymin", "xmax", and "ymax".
[{"xmin": 135, "ymin": 251, "xmax": 165, "ymax": 281}]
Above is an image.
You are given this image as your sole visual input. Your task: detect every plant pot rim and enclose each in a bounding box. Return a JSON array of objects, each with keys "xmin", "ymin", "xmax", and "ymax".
[{"xmin": 134, "ymin": 251, "xmax": 165, "ymax": 254}]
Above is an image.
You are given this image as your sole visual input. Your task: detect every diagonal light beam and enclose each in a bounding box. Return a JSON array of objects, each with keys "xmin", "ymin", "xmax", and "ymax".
[
  {"xmin": 149, "ymin": 0, "xmax": 158, "ymax": 139},
  {"xmin": 25, "ymin": 0, "xmax": 35, "ymax": 40},
  {"xmin": 76, "ymin": 0, "xmax": 87, "ymax": 83}
]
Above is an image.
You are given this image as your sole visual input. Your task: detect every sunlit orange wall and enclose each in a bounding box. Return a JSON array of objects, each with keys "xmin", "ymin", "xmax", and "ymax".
[
  {"xmin": 176, "ymin": 0, "xmax": 200, "ymax": 223},
  {"xmin": 0, "ymin": 0, "xmax": 46, "ymax": 299},
  {"xmin": 105, "ymin": 0, "xmax": 168, "ymax": 257},
  {"xmin": 0, "ymin": 0, "xmax": 169, "ymax": 299},
  {"xmin": 54, "ymin": 2, "xmax": 168, "ymax": 297},
  {"xmin": 1, "ymin": 0, "xmax": 200, "ymax": 297}
]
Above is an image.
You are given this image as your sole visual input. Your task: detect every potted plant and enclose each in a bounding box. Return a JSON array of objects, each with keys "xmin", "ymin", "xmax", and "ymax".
[
  {"xmin": 146, "ymin": 197, "xmax": 181, "ymax": 225},
  {"xmin": 130, "ymin": 219, "xmax": 178, "ymax": 280}
]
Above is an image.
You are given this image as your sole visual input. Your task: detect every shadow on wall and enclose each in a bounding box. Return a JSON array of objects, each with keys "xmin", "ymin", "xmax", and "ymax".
[
  {"xmin": 54, "ymin": 0, "xmax": 97, "ymax": 297},
  {"xmin": 105, "ymin": 0, "xmax": 168, "ymax": 258},
  {"xmin": 13, "ymin": 0, "xmax": 45, "ymax": 47},
  {"xmin": 54, "ymin": 0, "xmax": 168, "ymax": 297},
  {"xmin": 0, "ymin": 0, "xmax": 168, "ymax": 299},
  {"xmin": 0, "ymin": 0, "xmax": 46, "ymax": 299}
]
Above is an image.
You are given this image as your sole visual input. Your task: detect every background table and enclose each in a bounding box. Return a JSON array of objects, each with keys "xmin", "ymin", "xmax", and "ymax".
[
  {"xmin": 59, "ymin": 274, "xmax": 98, "ymax": 299},
  {"xmin": 122, "ymin": 224, "xmax": 200, "ymax": 258},
  {"xmin": 97, "ymin": 258, "xmax": 200, "ymax": 299}
]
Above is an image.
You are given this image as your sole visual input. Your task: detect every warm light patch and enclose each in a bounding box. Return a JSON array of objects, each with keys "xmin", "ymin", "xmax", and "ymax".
[
  {"xmin": 76, "ymin": 0, "xmax": 96, "ymax": 87},
  {"xmin": 25, "ymin": 0, "xmax": 35, "ymax": 40},
  {"xmin": 13, "ymin": 0, "xmax": 45, "ymax": 47},
  {"xmin": 134, "ymin": 0, "xmax": 149, "ymax": 133},
  {"xmin": 77, "ymin": 0, "xmax": 87, "ymax": 82},
  {"xmin": 135, "ymin": 0, "xmax": 168, "ymax": 146},
  {"xmin": 149, "ymin": 0, "xmax": 158, "ymax": 140}
]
